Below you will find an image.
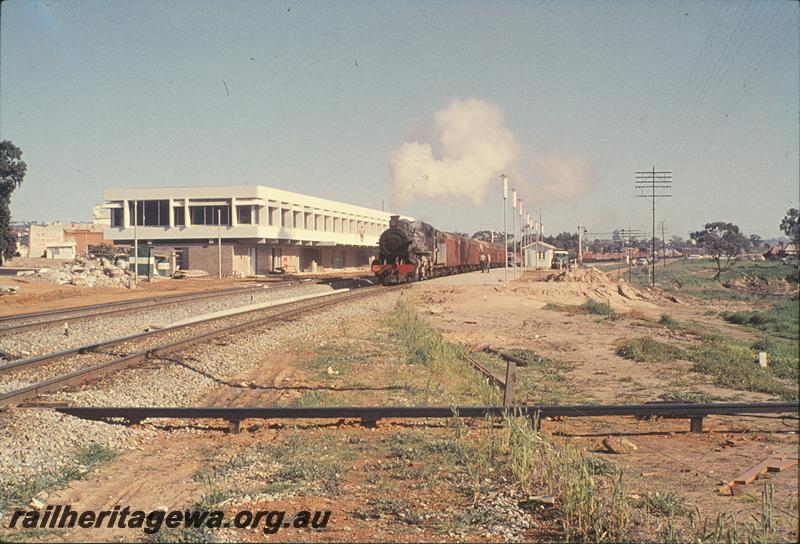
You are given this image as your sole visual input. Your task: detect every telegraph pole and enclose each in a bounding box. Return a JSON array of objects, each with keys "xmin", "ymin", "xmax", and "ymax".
[{"xmin": 636, "ymin": 167, "xmax": 672, "ymax": 287}]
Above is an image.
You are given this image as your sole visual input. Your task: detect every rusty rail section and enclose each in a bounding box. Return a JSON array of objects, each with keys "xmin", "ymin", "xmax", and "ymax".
[
  {"xmin": 0, "ymin": 286, "xmax": 396, "ymax": 407},
  {"xmin": 52, "ymin": 402, "xmax": 799, "ymax": 434}
]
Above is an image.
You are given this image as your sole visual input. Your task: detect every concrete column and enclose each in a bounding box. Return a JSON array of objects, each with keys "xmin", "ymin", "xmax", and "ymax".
[
  {"xmin": 122, "ymin": 200, "xmax": 130, "ymax": 227},
  {"xmin": 184, "ymin": 200, "xmax": 191, "ymax": 227},
  {"xmin": 230, "ymin": 197, "xmax": 237, "ymax": 226},
  {"xmin": 168, "ymin": 198, "xmax": 174, "ymax": 227}
]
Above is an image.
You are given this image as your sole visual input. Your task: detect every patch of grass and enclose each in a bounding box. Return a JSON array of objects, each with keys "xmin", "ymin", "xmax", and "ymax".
[
  {"xmin": 300, "ymin": 342, "xmax": 358, "ymax": 378},
  {"xmin": 616, "ymin": 334, "xmax": 797, "ymax": 400},
  {"xmin": 0, "ymin": 444, "xmax": 118, "ymax": 513},
  {"xmin": 293, "ymin": 389, "xmax": 343, "ymax": 407},
  {"xmin": 386, "ymin": 300, "xmax": 500, "ymax": 405},
  {"xmin": 722, "ymin": 300, "xmax": 799, "ymax": 340},
  {"xmin": 628, "ymin": 259, "xmax": 796, "ymax": 302},
  {"xmin": 502, "ymin": 349, "xmax": 579, "ymax": 404},
  {"xmin": 446, "ymin": 414, "xmax": 629, "ymax": 542},
  {"xmin": 658, "ymin": 389, "xmax": 715, "ymax": 403},
  {"xmin": 543, "ymin": 299, "xmax": 618, "ymax": 319},
  {"xmin": 642, "ymin": 490, "xmax": 685, "ymax": 517},
  {"xmin": 615, "ymin": 337, "xmax": 685, "ymax": 363},
  {"xmin": 582, "ymin": 297, "xmax": 616, "ymax": 317},
  {"xmin": 658, "ymin": 313, "xmax": 680, "ymax": 327}
]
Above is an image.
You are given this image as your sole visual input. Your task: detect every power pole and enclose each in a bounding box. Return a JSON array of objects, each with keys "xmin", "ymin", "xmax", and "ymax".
[{"xmin": 635, "ymin": 167, "xmax": 672, "ymax": 287}]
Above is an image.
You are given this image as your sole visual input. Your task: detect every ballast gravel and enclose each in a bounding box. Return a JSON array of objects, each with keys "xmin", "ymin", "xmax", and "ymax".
[
  {"xmin": 0, "ymin": 291, "xmax": 400, "ymax": 489},
  {"xmin": 0, "ymin": 282, "xmax": 330, "ymax": 360}
]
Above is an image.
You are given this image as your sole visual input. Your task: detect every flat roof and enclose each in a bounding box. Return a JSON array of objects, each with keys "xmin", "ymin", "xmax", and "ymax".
[{"xmin": 103, "ymin": 185, "xmax": 402, "ymax": 220}]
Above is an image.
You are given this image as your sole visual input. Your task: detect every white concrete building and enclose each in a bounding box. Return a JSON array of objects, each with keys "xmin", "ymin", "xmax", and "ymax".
[{"xmin": 102, "ymin": 185, "xmax": 397, "ymax": 276}]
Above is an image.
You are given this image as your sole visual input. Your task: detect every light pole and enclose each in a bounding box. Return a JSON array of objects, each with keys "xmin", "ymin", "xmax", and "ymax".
[
  {"xmin": 518, "ymin": 199, "xmax": 524, "ymax": 272},
  {"xmin": 133, "ymin": 199, "xmax": 138, "ymax": 287},
  {"xmin": 511, "ymin": 188, "xmax": 517, "ymax": 278},
  {"xmin": 217, "ymin": 209, "xmax": 222, "ymax": 279},
  {"xmin": 501, "ymin": 174, "xmax": 508, "ymax": 286}
]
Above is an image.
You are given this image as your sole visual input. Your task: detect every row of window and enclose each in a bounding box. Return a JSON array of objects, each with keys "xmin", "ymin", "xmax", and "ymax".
[
  {"xmin": 265, "ymin": 206, "xmax": 384, "ymax": 235},
  {"xmin": 110, "ymin": 200, "xmax": 385, "ymax": 234}
]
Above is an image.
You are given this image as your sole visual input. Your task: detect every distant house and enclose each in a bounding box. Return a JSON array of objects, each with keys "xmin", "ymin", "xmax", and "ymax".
[
  {"xmin": 45, "ymin": 242, "xmax": 77, "ymax": 260},
  {"xmin": 764, "ymin": 242, "xmax": 797, "ymax": 259},
  {"xmin": 63, "ymin": 228, "xmax": 107, "ymax": 257},
  {"xmin": 523, "ymin": 241, "xmax": 557, "ymax": 269}
]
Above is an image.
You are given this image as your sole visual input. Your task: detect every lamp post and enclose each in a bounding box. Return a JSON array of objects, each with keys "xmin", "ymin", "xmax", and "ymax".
[
  {"xmin": 501, "ymin": 175, "xmax": 508, "ymax": 285},
  {"xmin": 217, "ymin": 209, "xmax": 222, "ymax": 279},
  {"xmin": 511, "ymin": 188, "xmax": 517, "ymax": 278},
  {"xmin": 133, "ymin": 200, "xmax": 138, "ymax": 287},
  {"xmin": 518, "ymin": 199, "xmax": 524, "ymax": 272}
]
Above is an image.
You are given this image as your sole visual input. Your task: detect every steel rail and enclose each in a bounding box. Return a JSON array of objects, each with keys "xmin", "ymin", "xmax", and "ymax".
[
  {"xmin": 0, "ymin": 282, "xmax": 310, "ymax": 336},
  {"xmin": 51, "ymin": 402, "xmax": 799, "ymax": 434},
  {"xmin": 0, "ymin": 286, "xmax": 396, "ymax": 407},
  {"xmin": 0, "ymin": 285, "xmax": 339, "ymax": 374}
]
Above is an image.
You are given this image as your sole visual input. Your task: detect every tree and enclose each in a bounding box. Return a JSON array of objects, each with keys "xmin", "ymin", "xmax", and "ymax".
[
  {"xmin": 779, "ymin": 208, "xmax": 799, "ymax": 250},
  {"xmin": 689, "ymin": 222, "xmax": 748, "ymax": 280},
  {"xmin": 0, "ymin": 141, "xmax": 27, "ymax": 264},
  {"xmin": 543, "ymin": 231, "xmax": 579, "ymax": 252},
  {"xmin": 748, "ymin": 234, "xmax": 763, "ymax": 251}
]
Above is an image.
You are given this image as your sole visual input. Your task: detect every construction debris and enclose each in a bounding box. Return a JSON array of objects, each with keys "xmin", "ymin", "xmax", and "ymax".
[
  {"xmin": 601, "ymin": 436, "xmax": 639, "ymax": 454},
  {"xmin": 26, "ymin": 257, "xmax": 133, "ymax": 288},
  {"xmin": 0, "ymin": 284, "xmax": 18, "ymax": 295},
  {"xmin": 718, "ymin": 456, "xmax": 799, "ymax": 495},
  {"xmin": 172, "ymin": 269, "xmax": 209, "ymax": 279}
]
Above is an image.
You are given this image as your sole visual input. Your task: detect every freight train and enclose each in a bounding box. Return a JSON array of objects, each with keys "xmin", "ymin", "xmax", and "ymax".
[{"xmin": 371, "ymin": 215, "xmax": 506, "ymax": 283}]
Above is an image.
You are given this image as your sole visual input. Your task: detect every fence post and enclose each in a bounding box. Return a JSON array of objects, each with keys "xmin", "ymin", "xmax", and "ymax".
[{"xmin": 503, "ymin": 361, "xmax": 516, "ymax": 406}]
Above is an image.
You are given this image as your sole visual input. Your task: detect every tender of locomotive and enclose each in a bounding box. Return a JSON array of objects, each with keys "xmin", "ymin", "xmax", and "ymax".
[{"xmin": 371, "ymin": 215, "xmax": 505, "ymax": 283}]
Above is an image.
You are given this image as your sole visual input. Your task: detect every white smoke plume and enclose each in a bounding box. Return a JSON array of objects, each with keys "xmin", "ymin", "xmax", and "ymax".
[
  {"xmin": 514, "ymin": 150, "xmax": 596, "ymax": 203},
  {"xmin": 388, "ymin": 98, "xmax": 596, "ymax": 209},
  {"xmin": 388, "ymin": 98, "xmax": 520, "ymax": 206}
]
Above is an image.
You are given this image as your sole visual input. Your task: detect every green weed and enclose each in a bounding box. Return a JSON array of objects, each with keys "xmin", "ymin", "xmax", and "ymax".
[{"xmin": 615, "ymin": 337, "xmax": 685, "ymax": 363}]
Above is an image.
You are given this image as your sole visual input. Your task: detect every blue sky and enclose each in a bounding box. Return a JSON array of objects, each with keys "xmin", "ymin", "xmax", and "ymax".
[{"xmin": 1, "ymin": 0, "xmax": 798, "ymax": 239}]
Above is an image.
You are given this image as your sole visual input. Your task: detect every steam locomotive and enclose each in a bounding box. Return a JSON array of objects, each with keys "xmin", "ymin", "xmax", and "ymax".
[{"xmin": 371, "ymin": 215, "xmax": 506, "ymax": 283}]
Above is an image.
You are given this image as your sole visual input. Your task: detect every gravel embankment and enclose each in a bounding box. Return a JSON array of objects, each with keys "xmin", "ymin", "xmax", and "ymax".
[
  {"xmin": 0, "ymin": 283, "xmax": 331, "ymax": 360},
  {"xmin": 0, "ymin": 287, "xmax": 368, "ymax": 395},
  {"xmin": 0, "ymin": 291, "xmax": 400, "ymax": 488}
]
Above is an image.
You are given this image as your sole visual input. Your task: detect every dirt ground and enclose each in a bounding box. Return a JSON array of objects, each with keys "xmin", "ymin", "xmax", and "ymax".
[{"xmin": 3, "ymin": 268, "xmax": 797, "ymax": 542}]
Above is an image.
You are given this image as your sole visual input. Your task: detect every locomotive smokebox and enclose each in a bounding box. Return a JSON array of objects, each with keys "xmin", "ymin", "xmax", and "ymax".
[{"xmin": 379, "ymin": 227, "xmax": 409, "ymax": 258}]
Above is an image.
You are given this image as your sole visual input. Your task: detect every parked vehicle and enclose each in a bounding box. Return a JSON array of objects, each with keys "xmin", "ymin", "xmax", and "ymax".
[{"xmin": 635, "ymin": 258, "xmax": 648, "ymax": 266}]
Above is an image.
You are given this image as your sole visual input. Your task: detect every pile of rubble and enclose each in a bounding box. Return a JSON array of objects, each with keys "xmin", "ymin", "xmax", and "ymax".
[
  {"xmin": 544, "ymin": 266, "xmax": 613, "ymax": 284},
  {"xmin": 21, "ymin": 257, "xmax": 134, "ymax": 288}
]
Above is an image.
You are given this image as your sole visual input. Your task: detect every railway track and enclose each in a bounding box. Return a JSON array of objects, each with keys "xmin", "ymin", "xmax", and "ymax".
[
  {"xmin": 0, "ymin": 281, "xmax": 316, "ymax": 337},
  {"xmin": 0, "ymin": 285, "xmax": 396, "ymax": 407},
  {"xmin": 51, "ymin": 402, "xmax": 799, "ymax": 435}
]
